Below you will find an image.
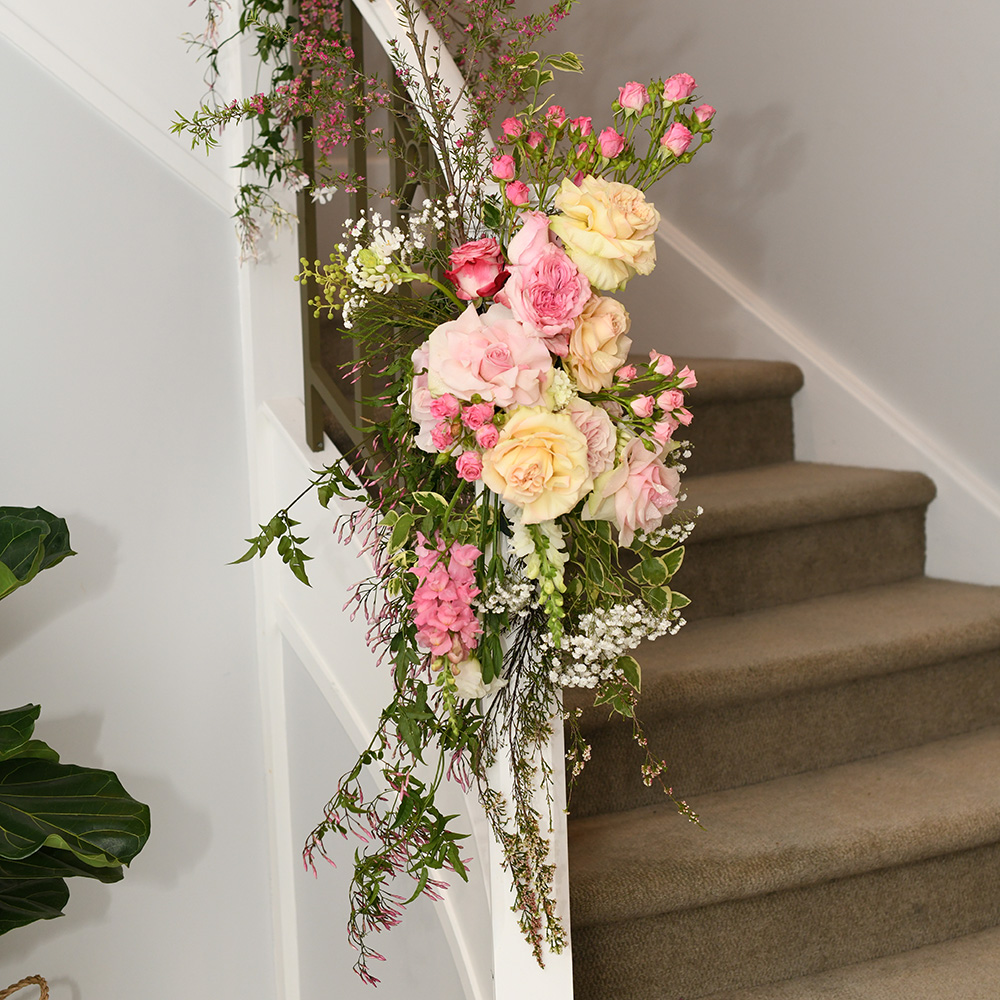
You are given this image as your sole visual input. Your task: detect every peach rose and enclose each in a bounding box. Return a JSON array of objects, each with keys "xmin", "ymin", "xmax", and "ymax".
[
  {"xmin": 481, "ymin": 407, "xmax": 592, "ymax": 524},
  {"xmin": 565, "ymin": 294, "xmax": 632, "ymax": 392},
  {"xmin": 549, "ymin": 175, "xmax": 660, "ymax": 290}
]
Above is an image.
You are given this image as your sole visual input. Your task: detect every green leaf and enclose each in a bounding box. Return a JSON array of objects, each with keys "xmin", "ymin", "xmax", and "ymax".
[
  {"xmin": 515, "ymin": 52, "xmax": 539, "ymax": 69},
  {"xmin": 546, "ymin": 51, "xmax": 584, "ymax": 73},
  {"xmin": 663, "ymin": 545, "xmax": 685, "ymax": 578},
  {"xmin": 0, "ymin": 875, "xmax": 68, "ymax": 934},
  {"xmin": 641, "ymin": 556, "xmax": 668, "ymax": 587},
  {"xmin": 647, "ymin": 586, "xmax": 670, "ymax": 614},
  {"xmin": 671, "ymin": 591, "xmax": 691, "ymax": 610},
  {"xmin": 389, "ymin": 513, "xmax": 414, "ymax": 554},
  {"xmin": 0, "ymin": 508, "xmax": 75, "ymax": 601},
  {"xmin": 412, "ymin": 492, "xmax": 448, "ymax": 515},
  {"xmin": 0, "ymin": 846, "xmax": 123, "ymax": 884},
  {"xmin": 617, "ymin": 655, "xmax": 641, "ymax": 692},
  {"xmin": 0, "ymin": 741, "xmax": 59, "ymax": 764},
  {"xmin": 0, "ymin": 705, "xmax": 40, "ymax": 760},
  {"xmin": 0, "ymin": 758, "xmax": 150, "ymax": 868}
]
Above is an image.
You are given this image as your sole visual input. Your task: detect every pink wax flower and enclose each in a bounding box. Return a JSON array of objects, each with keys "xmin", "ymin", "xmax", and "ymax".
[
  {"xmin": 431, "ymin": 421, "xmax": 456, "ymax": 451},
  {"xmin": 694, "ymin": 104, "xmax": 716, "ymax": 123},
  {"xmin": 526, "ymin": 131, "xmax": 545, "ymax": 150},
  {"xmin": 618, "ymin": 82, "xmax": 650, "ymax": 112},
  {"xmin": 491, "ymin": 154, "xmax": 516, "ymax": 180},
  {"xmin": 657, "ymin": 389, "xmax": 685, "ymax": 412},
  {"xmin": 616, "ymin": 364, "xmax": 638, "ymax": 381},
  {"xmin": 456, "ymin": 450, "xmax": 484, "ymax": 482},
  {"xmin": 652, "ymin": 416, "xmax": 679, "ymax": 444},
  {"xmin": 546, "ymin": 105, "xmax": 567, "ymax": 126},
  {"xmin": 598, "ymin": 127, "xmax": 626, "ymax": 158},
  {"xmin": 570, "ymin": 116, "xmax": 593, "ymax": 136},
  {"xmin": 676, "ymin": 365, "xmax": 698, "ymax": 388},
  {"xmin": 429, "ymin": 393, "xmax": 461, "ymax": 419},
  {"xmin": 649, "ymin": 350, "xmax": 675, "ymax": 376},
  {"xmin": 661, "ymin": 122, "xmax": 693, "ymax": 157},
  {"xmin": 663, "ymin": 72, "xmax": 697, "ymax": 103},
  {"xmin": 461, "ymin": 402, "xmax": 495, "ymax": 430},
  {"xmin": 445, "ymin": 237, "xmax": 509, "ymax": 301},
  {"xmin": 631, "ymin": 395, "xmax": 655, "ymax": 419},
  {"xmin": 475, "ymin": 423, "xmax": 500, "ymax": 449},
  {"xmin": 505, "ymin": 180, "xmax": 531, "ymax": 206},
  {"xmin": 501, "ymin": 116, "xmax": 524, "ymax": 139}
]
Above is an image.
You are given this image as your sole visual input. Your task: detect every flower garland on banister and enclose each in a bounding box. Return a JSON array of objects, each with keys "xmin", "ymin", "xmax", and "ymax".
[{"xmin": 178, "ymin": 0, "xmax": 715, "ymax": 983}]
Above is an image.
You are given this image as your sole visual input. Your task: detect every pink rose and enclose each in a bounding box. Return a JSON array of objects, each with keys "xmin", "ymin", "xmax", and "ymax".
[
  {"xmin": 617, "ymin": 364, "xmax": 637, "ymax": 381},
  {"xmin": 631, "ymin": 395, "xmax": 655, "ymax": 418},
  {"xmin": 461, "ymin": 402, "xmax": 495, "ymax": 430},
  {"xmin": 676, "ymin": 365, "xmax": 698, "ymax": 388},
  {"xmin": 445, "ymin": 238, "xmax": 509, "ymax": 301},
  {"xmin": 661, "ymin": 122, "xmax": 693, "ymax": 157},
  {"xmin": 598, "ymin": 127, "xmax": 626, "ymax": 158},
  {"xmin": 501, "ymin": 213, "xmax": 591, "ymax": 355},
  {"xmin": 657, "ymin": 389, "xmax": 685, "ymax": 411},
  {"xmin": 585, "ymin": 438, "xmax": 680, "ymax": 546},
  {"xmin": 424, "ymin": 302, "xmax": 552, "ymax": 407},
  {"xmin": 618, "ymin": 82, "xmax": 650, "ymax": 112},
  {"xmin": 570, "ymin": 116, "xmax": 593, "ymax": 136},
  {"xmin": 649, "ymin": 350, "xmax": 674, "ymax": 376},
  {"xmin": 526, "ymin": 131, "xmax": 545, "ymax": 150},
  {"xmin": 429, "ymin": 393, "xmax": 460, "ymax": 419},
  {"xmin": 566, "ymin": 398, "xmax": 616, "ymax": 477},
  {"xmin": 546, "ymin": 105, "xmax": 567, "ymax": 126},
  {"xmin": 676, "ymin": 407, "xmax": 693, "ymax": 426},
  {"xmin": 456, "ymin": 450, "xmax": 484, "ymax": 482},
  {"xmin": 694, "ymin": 104, "xmax": 716, "ymax": 123},
  {"xmin": 652, "ymin": 417, "xmax": 679, "ymax": 444},
  {"xmin": 501, "ymin": 117, "xmax": 523, "ymax": 139},
  {"xmin": 491, "ymin": 154, "xmax": 516, "ymax": 180},
  {"xmin": 431, "ymin": 421, "xmax": 455, "ymax": 451},
  {"xmin": 506, "ymin": 180, "xmax": 531, "ymax": 206},
  {"xmin": 475, "ymin": 424, "xmax": 499, "ymax": 449},
  {"xmin": 663, "ymin": 72, "xmax": 696, "ymax": 103}
]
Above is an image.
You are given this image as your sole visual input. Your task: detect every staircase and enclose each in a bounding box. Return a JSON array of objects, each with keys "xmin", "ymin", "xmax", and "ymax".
[{"xmin": 566, "ymin": 359, "xmax": 1000, "ymax": 999}]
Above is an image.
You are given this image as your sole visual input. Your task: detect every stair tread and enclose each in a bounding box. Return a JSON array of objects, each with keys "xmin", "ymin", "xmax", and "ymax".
[
  {"xmin": 573, "ymin": 577, "xmax": 1000, "ymax": 722},
  {"xmin": 683, "ymin": 461, "xmax": 935, "ymax": 542},
  {"xmin": 702, "ymin": 924, "xmax": 1000, "ymax": 999},
  {"xmin": 676, "ymin": 358, "xmax": 804, "ymax": 403},
  {"xmin": 568, "ymin": 725, "xmax": 1000, "ymax": 928}
]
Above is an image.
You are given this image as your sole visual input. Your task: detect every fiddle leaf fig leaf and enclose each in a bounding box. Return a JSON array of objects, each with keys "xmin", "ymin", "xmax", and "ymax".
[
  {"xmin": 0, "ymin": 705, "xmax": 40, "ymax": 759},
  {"xmin": 0, "ymin": 875, "xmax": 68, "ymax": 934},
  {"xmin": 0, "ymin": 508, "xmax": 75, "ymax": 601}
]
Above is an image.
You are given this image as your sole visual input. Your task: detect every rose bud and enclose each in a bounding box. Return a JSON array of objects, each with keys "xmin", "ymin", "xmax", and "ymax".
[
  {"xmin": 598, "ymin": 127, "xmax": 626, "ymax": 158},
  {"xmin": 456, "ymin": 450, "xmax": 484, "ymax": 482},
  {"xmin": 649, "ymin": 350, "xmax": 675, "ymax": 376},
  {"xmin": 660, "ymin": 122, "xmax": 693, "ymax": 157},
  {"xmin": 663, "ymin": 72, "xmax": 697, "ymax": 103},
  {"xmin": 618, "ymin": 82, "xmax": 650, "ymax": 113},
  {"xmin": 616, "ymin": 364, "xmax": 638, "ymax": 382},
  {"xmin": 429, "ymin": 393, "xmax": 461, "ymax": 419},
  {"xmin": 505, "ymin": 180, "xmax": 531, "ymax": 206},
  {"xmin": 631, "ymin": 395, "xmax": 655, "ymax": 418},
  {"xmin": 546, "ymin": 105, "xmax": 567, "ymax": 126},
  {"xmin": 475, "ymin": 424, "xmax": 500, "ymax": 449},
  {"xmin": 501, "ymin": 117, "xmax": 524, "ymax": 139},
  {"xmin": 491, "ymin": 154, "xmax": 516, "ymax": 180},
  {"xmin": 526, "ymin": 131, "xmax": 546, "ymax": 150},
  {"xmin": 694, "ymin": 104, "xmax": 716, "ymax": 123},
  {"xmin": 570, "ymin": 116, "xmax": 593, "ymax": 136},
  {"xmin": 445, "ymin": 238, "xmax": 509, "ymax": 301},
  {"xmin": 676, "ymin": 365, "xmax": 698, "ymax": 388}
]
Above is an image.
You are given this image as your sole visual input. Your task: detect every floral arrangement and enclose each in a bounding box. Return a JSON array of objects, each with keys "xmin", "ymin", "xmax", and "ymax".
[{"xmin": 179, "ymin": 0, "xmax": 713, "ymax": 983}]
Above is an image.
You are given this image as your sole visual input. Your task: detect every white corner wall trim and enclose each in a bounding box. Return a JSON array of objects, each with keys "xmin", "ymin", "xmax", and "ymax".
[
  {"xmin": 0, "ymin": 4, "xmax": 234, "ymax": 212},
  {"xmin": 655, "ymin": 219, "xmax": 1000, "ymax": 521}
]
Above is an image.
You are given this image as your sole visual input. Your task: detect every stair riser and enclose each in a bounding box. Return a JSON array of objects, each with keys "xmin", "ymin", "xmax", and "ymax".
[
  {"xmin": 569, "ymin": 649, "xmax": 1000, "ymax": 817},
  {"xmin": 682, "ymin": 397, "xmax": 795, "ymax": 476},
  {"xmin": 680, "ymin": 508, "xmax": 927, "ymax": 619},
  {"xmin": 572, "ymin": 841, "xmax": 1000, "ymax": 1000}
]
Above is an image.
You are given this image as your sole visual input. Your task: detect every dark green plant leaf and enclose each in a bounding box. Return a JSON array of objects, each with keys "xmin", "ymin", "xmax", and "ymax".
[
  {"xmin": 0, "ymin": 741, "xmax": 59, "ymax": 765},
  {"xmin": 0, "ymin": 846, "xmax": 124, "ymax": 884},
  {"xmin": 0, "ymin": 876, "xmax": 68, "ymax": 934},
  {"xmin": 0, "ymin": 508, "xmax": 75, "ymax": 601},
  {"xmin": 0, "ymin": 705, "xmax": 40, "ymax": 759},
  {"xmin": 0, "ymin": 758, "xmax": 150, "ymax": 867}
]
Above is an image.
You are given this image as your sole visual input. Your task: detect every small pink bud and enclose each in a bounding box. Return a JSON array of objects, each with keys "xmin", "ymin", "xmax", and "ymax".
[
  {"xmin": 546, "ymin": 104, "xmax": 567, "ymax": 126},
  {"xmin": 431, "ymin": 421, "xmax": 455, "ymax": 451},
  {"xmin": 649, "ymin": 350, "xmax": 675, "ymax": 376},
  {"xmin": 694, "ymin": 104, "xmax": 716, "ymax": 123},
  {"xmin": 455, "ymin": 450, "xmax": 483, "ymax": 482},
  {"xmin": 501, "ymin": 116, "xmax": 524, "ymax": 139},
  {"xmin": 475, "ymin": 424, "xmax": 499, "ymax": 449},
  {"xmin": 631, "ymin": 395, "xmax": 655, "ymax": 419},
  {"xmin": 676, "ymin": 407, "xmax": 694, "ymax": 426},
  {"xmin": 526, "ymin": 131, "xmax": 545, "ymax": 150},
  {"xmin": 505, "ymin": 180, "xmax": 531, "ymax": 206},
  {"xmin": 570, "ymin": 116, "xmax": 593, "ymax": 136},
  {"xmin": 616, "ymin": 364, "xmax": 638, "ymax": 381},
  {"xmin": 491, "ymin": 154, "xmax": 516, "ymax": 180},
  {"xmin": 598, "ymin": 127, "xmax": 626, "ymax": 158},
  {"xmin": 652, "ymin": 417, "xmax": 679, "ymax": 443},
  {"xmin": 660, "ymin": 122, "xmax": 693, "ymax": 157},
  {"xmin": 618, "ymin": 82, "xmax": 650, "ymax": 112},
  {"xmin": 461, "ymin": 402, "xmax": 495, "ymax": 430},
  {"xmin": 657, "ymin": 389, "xmax": 685, "ymax": 411},
  {"xmin": 663, "ymin": 72, "xmax": 697, "ymax": 103},
  {"xmin": 676, "ymin": 365, "xmax": 698, "ymax": 388}
]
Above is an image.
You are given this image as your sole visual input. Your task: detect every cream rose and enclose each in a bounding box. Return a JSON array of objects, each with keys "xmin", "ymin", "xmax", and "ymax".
[
  {"xmin": 565, "ymin": 295, "xmax": 633, "ymax": 392},
  {"xmin": 549, "ymin": 176, "xmax": 660, "ymax": 290},
  {"xmin": 482, "ymin": 407, "xmax": 592, "ymax": 524}
]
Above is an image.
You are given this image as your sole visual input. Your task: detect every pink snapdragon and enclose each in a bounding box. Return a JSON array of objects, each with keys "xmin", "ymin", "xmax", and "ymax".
[{"xmin": 411, "ymin": 534, "xmax": 482, "ymax": 663}]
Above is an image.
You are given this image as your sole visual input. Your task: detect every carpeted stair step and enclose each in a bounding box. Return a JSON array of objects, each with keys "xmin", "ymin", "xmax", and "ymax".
[
  {"xmin": 701, "ymin": 923, "xmax": 1000, "ymax": 999},
  {"xmin": 678, "ymin": 461, "xmax": 935, "ymax": 618},
  {"xmin": 568, "ymin": 726, "xmax": 1000, "ymax": 999},
  {"xmin": 566, "ymin": 577, "xmax": 1000, "ymax": 817},
  {"xmin": 667, "ymin": 358, "xmax": 803, "ymax": 476}
]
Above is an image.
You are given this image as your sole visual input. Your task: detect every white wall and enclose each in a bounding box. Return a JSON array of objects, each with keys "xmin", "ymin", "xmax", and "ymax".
[
  {"xmin": 538, "ymin": 0, "xmax": 1000, "ymax": 584},
  {"xmin": 0, "ymin": 29, "xmax": 274, "ymax": 999}
]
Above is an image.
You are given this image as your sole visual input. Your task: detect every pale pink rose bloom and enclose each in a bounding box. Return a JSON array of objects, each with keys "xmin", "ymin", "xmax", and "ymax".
[
  {"xmin": 526, "ymin": 131, "xmax": 545, "ymax": 149},
  {"xmin": 658, "ymin": 389, "xmax": 685, "ymax": 411},
  {"xmin": 585, "ymin": 438, "xmax": 680, "ymax": 546},
  {"xmin": 491, "ymin": 154, "xmax": 516, "ymax": 180},
  {"xmin": 501, "ymin": 117, "xmax": 523, "ymax": 139},
  {"xmin": 652, "ymin": 417, "xmax": 679, "ymax": 444},
  {"xmin": 663, "ymin": 72, "xmax": 697, "ymax": 102},
  {"xmin": 598, "ymin": 127, "xmax": 626, "ymax": 158},
  {"xmin": 694, "ymin": 104, "xmax": 716, "ymax": 123},
  {"xmin": 461, "ymin": 402, "xmax": 495, "ymax": 430},
  {"xmin": 661, "ymin": 122, "xmax": 693, "ymax": 156},
  {"xmin": 546, "ymin": 105, "xmax": 567, "ymax": 126},
  {"xmin": 617, "ymin": 364, "xmax": 637, "ymax": 381},
  {"xmin": 425, "ymin": 302, "xmax": 551, "ymax": 407},
  {"xmin": 445, "ymin": 237, "xmax": 509, "ymax": 301},
  {"xmin": 410, "ymin": 346, "xmax": 438, "ymax": 452},
  {"xmin": 429, "ymin": 393, "xmax": 460, "ymax": 419},
  {"xmin": 506, "ymin": 180, "xmax": 531, "ymax": 206},
  {"xmin": 456, "ymin": 450, "xmax": 484, "ymax": 482},
  {"xmin": 566, "ymin": 397, "xmax": 616, "ymax": 477},
  {"xmin": 676, "ymin": 365, "xmax": 698, "ymax": 388},
  {"xmin": 649, "ymin": 350, "xmax": 674, "ymax": 376},
  {"xmin": 618, "ymin": 82, "xmax": 650, "ymax": 112},
  {"xmin": 571, "ymin": 116, "xmax": 593, "ymax": 136},
  {"xmin": 631, "ymin": 395, "xmax": 655, "ymax": 418},
  {"xmin": 502, "ymin": 213, "xmax": 590, "ymax": 355},
  {"xmin": 475, "ymin": 424, "xmax": 499, "ymax": 449}
]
